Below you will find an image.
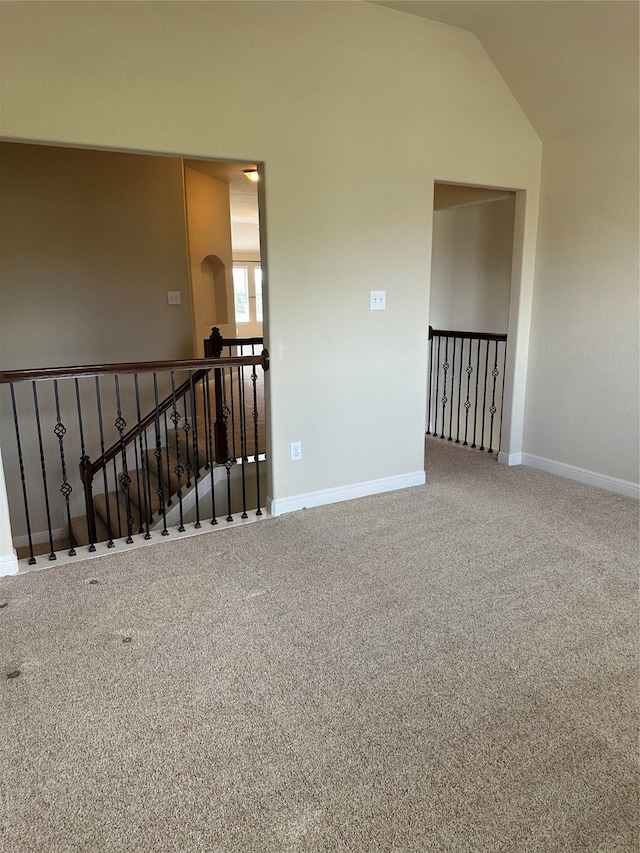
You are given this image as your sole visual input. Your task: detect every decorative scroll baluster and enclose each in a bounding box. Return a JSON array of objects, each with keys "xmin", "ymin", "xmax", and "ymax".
[
  {"xmin": 463, "ymin": 339, "xmax": 473, "ymax": 446},
  {"xmin": 163, "ymin": 411, "xmax": 172, "ymax": 506},
  {"xmin": 31, "ymin": 383, "xmax": 56, "ymax": 561},
  {"xmin": 498, "ymin": 343, "xmax": 508, "ymax": 454},
  {"xmin": 472, "ymin": 339, "xmax": 481, "ymax": 448},
  {"xmin": 52, "ymin": 381, "xmax": 76, "ymax": 557},
  {"xmin": 433, "ymin": 336, "xmax": 442, "ymax": 439},
  {"xmin": 487, "ymin": 340, "xmax": 500, "ymax": 454},
  {"xmin": 182, "ymin": 395, "xmax": 192, "ymax": 489},
  {"xmin": 440, "ymin": 337, "xmax": 449, "ymax": 439},
  {"xmin": 479, "ymin": 341, "xmax": 490, "ymax": 452},
  {"xmin": 9, "ymin": 384, "xmax": 35, "ymax": 564}
]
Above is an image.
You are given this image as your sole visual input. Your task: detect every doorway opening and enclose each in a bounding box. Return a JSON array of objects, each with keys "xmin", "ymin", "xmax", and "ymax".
[{"xmin": 427, "ymin": 182, "xmax": 517, "ymax": 457}]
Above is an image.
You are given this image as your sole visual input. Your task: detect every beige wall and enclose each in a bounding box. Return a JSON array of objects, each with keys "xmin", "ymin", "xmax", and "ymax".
[
  {"xmin": 0, "ymin": 1, "xmax": 542, "ymax": 511},
  {"xmin": 184, "ymin": 166, "xmax": 235, "ymax": 355},
  {"xmin": 524, "ymin": 119, "xmax": 640, "ymax": 483},
  {"xmin": 0, "ymin": 142, "xmax": 193, "ymax": 369},
  {"xmin": 430, "ymin": 198, "xmax": 515, "ymax": 334}
]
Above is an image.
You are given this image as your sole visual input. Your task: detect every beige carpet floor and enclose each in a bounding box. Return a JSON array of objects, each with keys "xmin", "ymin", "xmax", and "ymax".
[{"xmin": 1, "ymin": 439, "xmax": 638, "ymax": 852}]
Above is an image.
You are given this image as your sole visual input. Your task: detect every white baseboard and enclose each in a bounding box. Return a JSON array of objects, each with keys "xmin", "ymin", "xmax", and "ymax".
[
  {"xmin": 12, "ymin": 526, "xmax": 68, "ymax": 549},
  {"xmin": 267, "ymin": 470, "xmax": 426, "ymax": 516},
  {"xmin": 0, "ymin": 551, "xmax": 19, "ymax": 577},
  {"xmin": 501, "ymin": 451, "xmax": 639, "ymax": 499},
  {"xmin": 498, "ymin": 451, "xmax": 522, "ymax": 466}
]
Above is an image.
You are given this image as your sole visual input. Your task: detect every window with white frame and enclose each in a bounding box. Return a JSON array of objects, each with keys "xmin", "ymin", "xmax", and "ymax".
[{"xmin": 233, "ymin": 262, "xmax": 263, "ymax": 324}]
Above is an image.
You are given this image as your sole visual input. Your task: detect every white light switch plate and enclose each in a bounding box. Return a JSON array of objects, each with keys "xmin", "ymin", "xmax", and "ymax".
[
  {"xmin": 370, "ymin": 290, "xmax": 386, "ymax": 310},
  {"xmin": 167, "ymin": 291, "xmax": 181, "ymax": 305}
]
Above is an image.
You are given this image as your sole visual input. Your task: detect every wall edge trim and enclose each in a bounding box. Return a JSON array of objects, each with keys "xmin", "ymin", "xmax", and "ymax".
[
  {"xmin": 267, "ymin": 470, "xmax": 426, "ymax": 516},
  {"xmin": 0, "ymin": 551, "xmax": 19, "ymax": 577},
  {"xmin": 520, "ymin": 453, "xmax": 640, "ymax": 499}
]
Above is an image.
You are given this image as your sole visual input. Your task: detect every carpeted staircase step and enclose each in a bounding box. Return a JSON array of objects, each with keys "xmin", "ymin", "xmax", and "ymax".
[
  {"xmin": 70, "ymin": 512, "xmax": 111, "ymax": 548},
  {"xmin": 94, "ymin": 490, "xmax": 144, "ymax": 539},
  {"xmin": 143, "ymin": 447, "xmax": 202, "ymax": 496},
  {"xmin": 163, "ymin": 427, "xmax": 213, "ymax": 475}
]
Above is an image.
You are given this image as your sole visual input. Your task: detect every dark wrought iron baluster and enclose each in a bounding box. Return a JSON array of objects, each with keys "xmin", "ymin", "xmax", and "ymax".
[
  {"xmin": 471, "ymin": 339, "xmax": 481, "ymax": 449},
  {"xmin": 133, "ymin": 374, "xmax": 152, "ymax": 539},
  {"xmin": 463, "ymin": 338, "xmax": 473, "ymax": 446},
  {"xmin": 448, "ymin": 337, "xmax": 456, "ymax": 441},
  {"xmin": 487, "ymin": 340, "xmax": 500, "ymax": 454},
  {"xmin": 31, "ymin": 382, "xmax": 56, "ymax": 561},
  {"xmin": 222, "ymin": 367, "xmax": 233, "ymax": 522},
  {"xmin": 9, "ymin": 383, "xmax": 35, "ymax": 564},
  {"xmin": 189, "ymin": 371, "xmax": 202, "ymax": 529},
  {"xmin": 440, "ymin": 337, "xmax": 449, "ymax": 439},
  {"xmin": 111, "ymin": 458, "xmax": 123, "ymax": 539},
  {"xmin": 204, "ymin": 371, "xmax": 218, "ymax": 526},
  {"xmin": 479, "ymin": 340, "xmax": 490, "ymax": 451},
  {"xmin": 252, "ymin": 363, "xmax": 263, "ymax": 517},
  {"xmin": 76, "ymin": 378, "xmax": 96, "ymax": 552},
  {"xmin": 170, "ymin": 372, "xmax": 185, "ymax": 532},
  {"xmin": 426, "ymin": 332, "xmax": 434, "ymax": 435},
  {"xmin": 182, "ymin": 392, "xmax": 192, "ymax": 489},
  {"xmin": 164, "ymin": 411, "xmax": 172, "ymax": 506},
  {"xmin": 52, "ymin": 381, "xmax": 76, "ymax": 557},
  {"xmin": 201, "ymin": 376, "xmax": 210, "ymax": 471},
  {"xmin": 433, "ymin": 336, "xmax": 441, "ymax": 440},
  {"xmin": 455, "ymin": 338, "xmax": 464, "ymax": 444},
  {"xmin": 229, "ymin": 355, "xmax": 238, "ymax": 462},
  {"xmin": 498, "ymin": 341, "xmax": 508, "ymax": 454},
  {"xmin": 114, "ymin": 376, "xmax": 134, "ymax": 543},
  {"xmin": 238, "ymin": 365, "xmax": 248, "ymax": 519},
  {"xmin": 95, "ymin": 377, "xmax": 115, "ymax": 547},
  {"xmin": 153, "ymin": 373, "xmax": 169, "ymax": 536}
]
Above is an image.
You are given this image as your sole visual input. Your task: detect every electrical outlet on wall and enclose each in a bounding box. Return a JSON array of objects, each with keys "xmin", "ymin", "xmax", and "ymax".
[
  {"xmin": 290, "ymin": 441, "xmax": 302, "ymax": 461},
  {"xmin": 167, "ymin": 291, "xmax": 181, "ymax": 305}
]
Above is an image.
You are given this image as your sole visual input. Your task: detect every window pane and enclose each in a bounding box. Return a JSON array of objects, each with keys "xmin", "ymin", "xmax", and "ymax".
[
  {"xmin": 233, "ymin": 267, "xmax": 250, "ymax": 323},
  {"xmin": 255, "ymin": 268, "xmax": 263, "ymax": 322}
]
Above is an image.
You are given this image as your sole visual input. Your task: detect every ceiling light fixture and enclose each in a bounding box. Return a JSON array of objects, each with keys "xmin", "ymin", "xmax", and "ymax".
[{"xmin": 243, "ymin": 168, "xmax": 259, "ymax": 183}]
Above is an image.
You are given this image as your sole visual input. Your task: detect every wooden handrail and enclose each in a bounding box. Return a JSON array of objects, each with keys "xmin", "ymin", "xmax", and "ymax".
[
  {"xmin": 204, "ymin": 327, "xmax": 264, "ymax": 359},
  {"xmin": 90, "ymin": 368, "xmax": 209, "ymax": 478},
  {"xmin": 429, "ymin": 325, "xmax": 507, "ymax": 342},
  {"xmin": 0, "ymin": 353, "xmax": 268, "ymax": 385}
]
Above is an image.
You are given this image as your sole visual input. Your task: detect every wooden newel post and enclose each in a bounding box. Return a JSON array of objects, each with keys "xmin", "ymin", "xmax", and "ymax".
[
  {"xmin": 206, "ymin": 327, "xmax": 224, "ymax": 358},
  {"xmin": 79, "ymin": 455, "xmax": 97, "ymax": 548}
]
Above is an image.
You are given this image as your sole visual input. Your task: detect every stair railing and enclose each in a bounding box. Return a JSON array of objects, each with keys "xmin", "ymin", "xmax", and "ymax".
[
  {"xmin": 204, "ymin": 328, "xmax": 265, "ymax": 465},
  {"xmin": 0, "ymin": 348, "xmax": 269, "ymax": 565},
  {"xmin": 427, "ymin": 325, "xmax": 507, "ymax": 453}
]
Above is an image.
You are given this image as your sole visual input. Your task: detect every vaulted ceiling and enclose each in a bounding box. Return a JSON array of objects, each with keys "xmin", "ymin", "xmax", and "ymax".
[{"xmin": 372, "ymin": 1, "xmax": 639, "ymax": 141}]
